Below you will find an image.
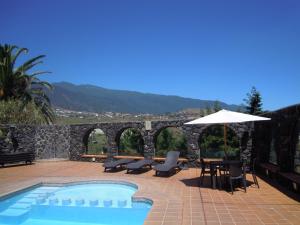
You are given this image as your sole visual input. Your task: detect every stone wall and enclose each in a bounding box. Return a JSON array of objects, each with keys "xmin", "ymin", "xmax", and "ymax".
[
  {"xmin": 0, "ymin": 125, "xmax": 70, "ymax": 159},
  {"xmin": 35, "ymin": 125, "xmax": 70, "ymax": 159},
  {"xmin": 0, "ymin": 125, "xmax": 35, "ymax": 154},
  {"xmin": 0, "ymin": 120, "xmax": 253, "ymax": 162},
  {"xmin": 184, "ymin": 123, "xmax": 253, "ymax": 161},
  {"xmin": 254, "ymin": 104, "xmax": 300, "ymax": 172}
]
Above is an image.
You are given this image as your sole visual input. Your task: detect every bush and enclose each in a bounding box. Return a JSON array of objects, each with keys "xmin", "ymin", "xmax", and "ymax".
[{"xmin": 0, "ymin": 100, "xmax": 49, "ymax": 125}]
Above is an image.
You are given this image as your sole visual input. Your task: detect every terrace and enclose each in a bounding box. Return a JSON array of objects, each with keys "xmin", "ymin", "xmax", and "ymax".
[
  {"xmin": 1, "ymin": 1, "xmax": 300, "ymax": 224},
  {"xmin": 0, "ymin": 105, "xmax": 300, "ymax": 224},
  {"xmin": 0, "ymin": 161, "xmax": 299, "ymax": 225}
]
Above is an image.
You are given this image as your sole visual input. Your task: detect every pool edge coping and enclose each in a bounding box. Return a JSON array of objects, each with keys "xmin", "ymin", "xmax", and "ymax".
[{"xmin": 0, "ymin": 179, "xmax": 153, "ymax": 206}]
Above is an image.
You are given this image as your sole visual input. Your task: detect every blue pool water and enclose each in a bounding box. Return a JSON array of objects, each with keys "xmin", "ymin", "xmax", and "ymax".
[{"xmin": 0, "ymin": 182, "xmax": 152, "ymax": 225}]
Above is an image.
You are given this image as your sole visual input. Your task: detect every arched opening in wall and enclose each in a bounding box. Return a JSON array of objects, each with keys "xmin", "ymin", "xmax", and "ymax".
[
  {"xmin": 117, "ymin": 128, "xmax": 144, "ymax": 156},
  {"xmin": 154, "ymin": 127, "xmax": 187, "ymax": 157},
  {"xmin": 85, "ymin": 129, "xmax": 108, "ymax": 155},
  {"xmin": 198, "ymin": 125, "xmax": 240, "ymax": 159}
]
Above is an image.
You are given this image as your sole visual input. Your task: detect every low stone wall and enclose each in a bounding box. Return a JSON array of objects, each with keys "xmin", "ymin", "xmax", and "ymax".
[{"xmin": 0, "ymin": 120, "xmax": 253, "ymax": 162}]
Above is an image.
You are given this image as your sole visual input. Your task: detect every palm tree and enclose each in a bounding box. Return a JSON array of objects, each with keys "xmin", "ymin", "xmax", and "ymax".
[{"xmin": 0, "ymin": 44, "xmax": 54, "ymax": 124}]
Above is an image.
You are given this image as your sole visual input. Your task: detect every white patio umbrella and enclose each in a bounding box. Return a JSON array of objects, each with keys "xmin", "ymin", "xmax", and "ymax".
[{"xmin": 185, "ymin": 109, "xmax": 271, "ymax": 157}]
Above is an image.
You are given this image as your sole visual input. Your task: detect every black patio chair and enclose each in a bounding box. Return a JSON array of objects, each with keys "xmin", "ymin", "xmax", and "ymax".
[
  {"xmin": 153, "ymin": 151, "xmax": 180, "ymax": 176},
  {"xmin": 218, "ymin": 162, "xmax": 229, "ymax": 186},
  {"xmin": 199, "ymin": 158, "xmax": 211, "ymax": 185},
  {"xmin": 126, "ymin": 159, "xmax": 154, "ymax": 173},
  {"xmin": 243, "ymin": 158, "xmax": 259, "ymax": 188},
  {"xmin": 229, "ymin": 162, "xmax": 247, "ymax": 194}
]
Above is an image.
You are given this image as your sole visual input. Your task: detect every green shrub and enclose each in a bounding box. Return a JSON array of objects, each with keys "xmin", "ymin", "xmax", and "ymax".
[{"xmin": 0, "ymin": 100, "xmax": 49, "ymax": 125}]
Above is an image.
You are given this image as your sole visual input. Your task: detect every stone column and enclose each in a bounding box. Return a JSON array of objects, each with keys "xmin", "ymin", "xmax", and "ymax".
[
  {"xmin": 107, "ymin": 137, "xmax": 118, "ymax": 157},
  {"xmin": 183, "ymin": 127, "xmax": 200, "ymax": 158},
  {"xmin": 239, "ymin": 123, "xmax": 253, "ymax": 162},
  {"xmin": 143, "ymin": 131, "xmax": 155, "ymax": 158}
]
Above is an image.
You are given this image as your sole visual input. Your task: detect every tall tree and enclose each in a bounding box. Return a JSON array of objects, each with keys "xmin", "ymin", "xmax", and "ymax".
[
  {"xmin": 205, "ymin": 104, "xmax": 212, "ymax": 115},
  {"xmin": 157, "ymin": 129, "xmax": 173, "ymax": 150},
  {"xmin": 0, "ymin": 44, "xmax": 54, "ymax": 123},
  {"xmin": 213, "ymin": 100, "xmax": 222, "ymax": 112},
  {"xmin": 244, "ymin": 86, "xmax": 263, "ymax": 115}
]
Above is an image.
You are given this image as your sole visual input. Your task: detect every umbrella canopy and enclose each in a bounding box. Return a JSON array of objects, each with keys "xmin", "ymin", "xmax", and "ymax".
[
  {"xmin": 185, "ymin": 109, "xmax": 271, "ymax": 125},
  {"xmin": 185, "ymin": 109, "xmax": 271, "ymax": 158}
]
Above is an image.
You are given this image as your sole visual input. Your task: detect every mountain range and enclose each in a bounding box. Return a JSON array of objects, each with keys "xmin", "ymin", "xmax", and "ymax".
[{"xmin": 48, "ymin": 82, "xmax": 241, "ymax": 114}]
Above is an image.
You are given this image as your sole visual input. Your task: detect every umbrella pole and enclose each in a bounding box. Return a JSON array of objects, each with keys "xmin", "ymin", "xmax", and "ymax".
[{"xmin": 224, "ymin": 124, "xmax": 228, "ymax": 159}]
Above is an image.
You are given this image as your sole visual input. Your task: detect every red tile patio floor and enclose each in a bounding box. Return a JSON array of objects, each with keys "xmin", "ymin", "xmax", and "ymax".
[{"xmin": 0, "ymin": 161, "xmax": 299, "ymax": 225}]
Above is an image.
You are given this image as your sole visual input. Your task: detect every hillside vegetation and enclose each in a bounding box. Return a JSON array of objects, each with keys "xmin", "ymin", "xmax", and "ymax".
[{"xmin": 49, "ymin": 82, "xmax": 240, "ymax": 114}]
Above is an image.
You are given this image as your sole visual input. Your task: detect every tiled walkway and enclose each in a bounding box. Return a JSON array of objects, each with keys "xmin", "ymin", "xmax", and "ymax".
[{"xmin": 0, "ymin": 161, "xmax": 299, "ymax": 225}]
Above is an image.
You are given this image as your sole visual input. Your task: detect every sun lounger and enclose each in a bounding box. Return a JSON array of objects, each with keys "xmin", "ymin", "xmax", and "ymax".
[
  {"xmin": 103, "ymin": 158, "xmax": 135, "ymax": 172},
  {"xmin": 126, "ymin": 159, "xmax": 154, "ymax": 173},
  {"xmin": 153, "ymin": 151, "xmax": 181, "ymax": 176},
  {"xmin": 0, "ymin": 152, "xmax": 35, "ymax": 167}
]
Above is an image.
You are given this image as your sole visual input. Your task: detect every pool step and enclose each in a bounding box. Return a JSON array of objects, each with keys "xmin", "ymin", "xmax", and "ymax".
[
  {"xmin": 17, "ymin": 199, "xmax": 36, "ymax": 205},
  {"xmin": 0, "ymin": 208, "xmax": 29, "ymax": 224},
  {"xmin": 0, "ymin": 208, "xmax": 28, "ymax": 217},
  {"xmin": 11, "ymin": 187, "xmax": 59, "ymax": 207},
  {"xmin": 0, "ymin": 201, "xmax": 32, "ymax": 223},
  {"xmin": 34, "ymin": 199, "xmax": 135, "ymax": 208},
  {"xmin": 30, "ymin": 187, "xmax": 59, "ymax": 195},
  {"xmin": 0, "ymin": 187, "xmax": 59, "ymax": 223},
  {"xmin": 9, "ymin": 203, "xmax": 31, "ymax": 210},
  {"xmin": 23, "ymin": 191, "xmax": 55, "ymax": 199}
]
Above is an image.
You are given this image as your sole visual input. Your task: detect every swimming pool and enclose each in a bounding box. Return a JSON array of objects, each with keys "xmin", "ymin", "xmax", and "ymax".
[{"xmin": 0, "ymin": 181, "xmax": 152, "ymax": 225}]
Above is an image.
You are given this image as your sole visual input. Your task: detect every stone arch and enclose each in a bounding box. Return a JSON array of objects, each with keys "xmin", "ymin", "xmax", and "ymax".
[
  {"xmin": 153, "ymin": 125, "xmax": 184, "ymax": 146},
  {"xmin": 115, "ymin": 127, "xmax": 140, "ymax": 145},
  {"xmin": 69, "ymin": 124, "xmax": 112, "ymax": 160},
  {"xmin": 153, "ymin": 125, "xmax": 187, "ymax": 157},
  {"xmin": 197, "ymin": 124, "xmax": 240, "ymax": 159},
  {"xmin": 191, "ymin": 123, "xmax": 252, "ymax": 160},
  {"xmin": 115, "ymin": 127, "xmax": 145, "ymax": 156},
  {"xmin": 68, "ymin": 120, "xmax": 253, "ymax": 162},
  {"xmin": 82, "ymin": 127, "xmax": 94, "ymax": 151},
  {"xmin": 83, "ymin": 128, "xmax": 96, "ymax": 152},
  {"xmin": 83, "ymin": 128, "xmax": 109, "ymax": 155}
]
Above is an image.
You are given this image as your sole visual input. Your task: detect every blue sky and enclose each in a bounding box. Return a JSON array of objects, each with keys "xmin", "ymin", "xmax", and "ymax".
[{"xmin": 1, "ymin": 0, "xmax": 300, "ymax": 110}]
